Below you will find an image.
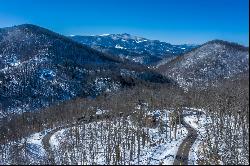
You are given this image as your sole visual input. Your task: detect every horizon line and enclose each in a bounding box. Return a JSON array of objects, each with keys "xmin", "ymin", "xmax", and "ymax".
[{"xmin": 0, "ymin": 23, "xmax": 249, "ymax": 47}]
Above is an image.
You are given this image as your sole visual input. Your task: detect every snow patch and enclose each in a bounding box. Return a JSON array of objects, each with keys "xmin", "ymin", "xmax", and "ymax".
[
  {"xmin": 115, "ymin": 44, "xmax": 126, "ymax": 49},
  {"xmin": 96, "ymin": 109, "xmax": 110, "ymax": 115},
  {"xmin": 99, "ymin": 34, "xmax": 110, "ymax": 36}
]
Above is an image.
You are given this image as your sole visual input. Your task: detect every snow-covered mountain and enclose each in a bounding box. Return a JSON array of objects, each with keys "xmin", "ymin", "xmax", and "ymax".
[
  {"xmin": 70, "ymin": 33, "xmax": 197, "ymax": 65},
  {"xmin": 0, "ymin": 24, "xmax": 174, "ymax": 117},
  {"xmin": 157, "ymin": 40, "xmax": 249, "ymax": 89}
]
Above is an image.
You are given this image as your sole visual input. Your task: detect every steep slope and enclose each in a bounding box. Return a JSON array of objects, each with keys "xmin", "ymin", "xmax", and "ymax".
[
  {"xmin": 70, "ymin": 33, "xmax": 197, "ymax": 65},
  {"xmin": 0, "ymin": 24, "xmax": 174, "ymax": 117},
  {"xmin": 157, "ymin": 40, "xmax": 249, "ymax": 89}
]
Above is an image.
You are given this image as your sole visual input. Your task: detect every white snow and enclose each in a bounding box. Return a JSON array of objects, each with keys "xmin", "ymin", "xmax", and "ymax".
[
  {"xmin": 132, "ymin": 57, "xmax": 144, "ymax": 63},
  {"xmin": 48, "ymin": 109, "xmax": 189, "ymax": 165},
  {"xmin": 183, "ymin": 109, "xmax": 212, "ymax": 165},
  {"xmin": 96, "ymin": 109, "xmax": 110, "ymax": 115},
  {"xmin": 0, "ymin": 108, "xmax": 215, "ymax": 165},
  {"xmin": 99, "ymin": 34, "xmax": 110, "ymax": 36},
  {"xmin": 9, "ymin": 60, "xmax": 21, "ymax": 67},
  {"xmin": 115, "ymin": 44, "xmax": 126, "ymax": 49},
  {"xmin": 26, "ymin": 131, "xmax": 48, "ymax": 157},
  {"xmin": 0, "ymin": 129, "xmax": 51, "ymax": 165},
  {"xmin": 139, "ymin": 126, "xmax": 188, "ymax": 165},
  {"xmin": 93, "ymin": 77, "xmax": 120, "ymax": 93},
  {"xmin": 50, "ymin": 129, "xmax": 66, "ymax": 149},
  {"xmin": 135, "ymin": 39, "xmax": 147, "ymax": 43}
]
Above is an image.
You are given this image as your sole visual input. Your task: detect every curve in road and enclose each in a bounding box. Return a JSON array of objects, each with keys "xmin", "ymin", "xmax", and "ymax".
[
  {"xmin": 42, "ymin": 124, "xmax": 76, "ymax": 164},
  {"xmin": 42, "ymin": 111, "xmax": 201, "ymax": 165},
  {"xmin": 173, "ymin": 111, "xmax": 201, "ymax": 165},
  {"xmin": 42, "ymin": 114, "xmax": 110, "ymax": 164}
]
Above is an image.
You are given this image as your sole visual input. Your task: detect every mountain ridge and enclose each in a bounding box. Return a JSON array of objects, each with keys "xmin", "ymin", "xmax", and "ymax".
[
  {"xmin": 157, "ymin": 39, "xmax": 249, "ymax": 89},
  {"xmin": 0, "ymin": 24, "xmax": 175, "ymax": 117},
  {"xmin": 70, "ymin": 33, "xmax": 198, "ymax": 65}
]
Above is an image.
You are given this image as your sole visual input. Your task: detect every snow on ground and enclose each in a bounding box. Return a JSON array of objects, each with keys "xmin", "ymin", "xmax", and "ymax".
[
  {"xmin": 115, "ymin": 44, "xmax": 126, "ymax": 49},
  {"xmin": 183, "ymin": 109, "xmax": 212, "ymax": 165},
  {"xmin": 99, "ymin": 34, "xmax": 110, "ymax": 36},
  {"xmin": 0, "ymin": 108, "xmax": 205, "ymax": 165},
  {"xmin": 183, "ymin": 107, "xmax": 206, "ymax": 113},
  {"xmin": 22, "ymin": 129, "xmax": 52, "ymax": 163},
  {"xmin": 138, "ymin": 125, "xmax": 188, "ymax": 165},
  {"xmin": 96, "ymin": 108, "xmax": 109, "ymax": 115},
  {"xmin": 26, "ymin": 131, "xmax": 47, "ymax": 157},
  {"xmin": 50, "ymin": 129, "xmax": 66, "ymax": 149},
  {"xmin": 49, "ymin": 109, "xmax": 189, "ymax": 165},
  {"xmin": 0, "ymin": 129, "xmax": 51, "ymax": 164}
]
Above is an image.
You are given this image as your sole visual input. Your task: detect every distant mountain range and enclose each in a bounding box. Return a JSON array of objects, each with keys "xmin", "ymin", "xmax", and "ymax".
[
  {"xmin": 157, "ymin": 40, "xmax": 249, "ymax": 89},
  {"xmin": 70, "ymin": 34, "xmax": 249, "ymax": 89},
  {"xmin": 0, "ymin": 24, "xmax": 174, "ymax": 117},
  {"xmin": 70, "ymin": 33, "xmax": 197, "ymax": 65},
  {"xmin": 0, "ymin": 24, "xmax": 248, "ymax": 117}
]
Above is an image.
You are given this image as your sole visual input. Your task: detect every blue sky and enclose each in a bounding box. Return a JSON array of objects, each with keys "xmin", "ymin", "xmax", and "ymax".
[{"xmin": 0, "ymin": 0, "xmax": 249, "ymax": 45}]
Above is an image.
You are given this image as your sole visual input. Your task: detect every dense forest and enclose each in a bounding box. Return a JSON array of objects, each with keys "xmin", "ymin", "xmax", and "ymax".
[{"xmin": 0, "ymin": 73, "xmax": 248, "ymax": 164}]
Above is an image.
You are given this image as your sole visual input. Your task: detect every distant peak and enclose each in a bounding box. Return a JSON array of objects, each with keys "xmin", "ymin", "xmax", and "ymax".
[
  {"xmin": 207, "ymin": 39, "xmax": 239, "ymax": 46},
  {"xmin": 98, "ymin": 34, "xmax": 110, "ymax": 36},
  {"xmin": 10, "ymin": 24, "xmax": 52, "ymax": 33},
  {"xmin": 15, "ymin": 24, "xmax": 42, "ymax": 29},
  {"xmin": 205, "ymin": 39, "xmax": 248, "ymax": 51},
  {"xmin": 121, "ymin": 33, "xmax": 131, "ymax": 36}
]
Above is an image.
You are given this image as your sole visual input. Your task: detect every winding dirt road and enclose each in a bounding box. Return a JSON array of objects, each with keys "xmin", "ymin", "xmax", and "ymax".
[
  {"xmin": 42, "ymin": 114, "xmax": 109, "ymax": 164},
  {"xmin": 42, "ymin": 124, "xmax": 76, "ymax": 164},
  {"xmin": 173, "ymin": 111, "xmax": 200, "ymax": 165},
  {"xmin": 42, "ymin": 111, "xmax": 201, "ymax": 165}
]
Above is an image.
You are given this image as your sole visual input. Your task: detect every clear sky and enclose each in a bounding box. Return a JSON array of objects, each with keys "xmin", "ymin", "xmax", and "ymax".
[{"xmin": 0, "ymin": 0, "xmax": 249, "ymax": 45}]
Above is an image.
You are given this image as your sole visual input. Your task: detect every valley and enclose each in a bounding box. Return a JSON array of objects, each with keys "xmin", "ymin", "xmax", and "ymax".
[{"xmin": 0, "ymin": 24, "xmax": 249, "ymax": 165}]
